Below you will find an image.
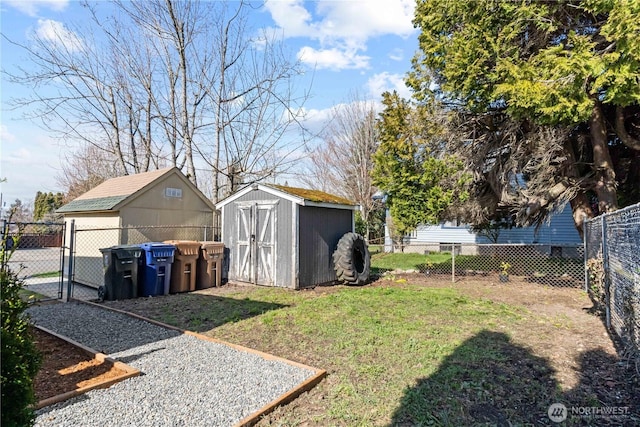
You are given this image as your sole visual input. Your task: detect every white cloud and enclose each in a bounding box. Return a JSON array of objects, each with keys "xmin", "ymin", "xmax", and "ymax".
[
  {"xmin": 313, "ymin": 0, "xmax": 415, "ymax": 42},
  {"xmin": 366, "ymin": 72, "xmax": 411, "ymax": 100},
  {"xmin": 264, "ymin": 0, "xmax": 416, "ymax": 70},
  {"xmin": 297, "ymin": 46, "xmax": 370, "ymax": 70},
  {"xmin": 4, "ymin": 147, "xmax": 32, "ymax": 163},
  {"xmin": 1, "ymin": 125, "xmax": 17, "ymax": 144},
  {"xmin": 263, "ymin": 0, "xmax": 313, "ymax": 38},
  {"xmin": 389, "ymin": 48, "xmax": 404, "ymax": 61},
  {"xmin": 5, "ymin": 0, "xmax": 69, "ymax": 17},
  {"xmin": 35, "ymin": 19, "xmax": 83, "ymax": 53}
]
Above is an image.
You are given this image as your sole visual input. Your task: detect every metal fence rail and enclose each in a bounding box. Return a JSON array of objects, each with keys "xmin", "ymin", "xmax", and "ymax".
[
  {"xmin": 68, "ymin": 223, "xmax": 219, "ymax": 301},
  {"xmin": 380, "ymin": 243, "xmax": 584, "ymax": 287},
  {"xmin": 585, "ymin": 202, "xmax": 640, "ymax": 360}
]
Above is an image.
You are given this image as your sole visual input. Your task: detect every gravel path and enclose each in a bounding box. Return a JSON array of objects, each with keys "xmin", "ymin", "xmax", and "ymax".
[{"xmin": 27, "ymin": 302, "xmax": 317, "ymax": 426}]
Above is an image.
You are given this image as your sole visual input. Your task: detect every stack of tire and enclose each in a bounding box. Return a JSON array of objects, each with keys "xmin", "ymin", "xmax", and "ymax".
[{"xmin": 332, "ymin": 232, "xmax": 371, "ymax": 286}]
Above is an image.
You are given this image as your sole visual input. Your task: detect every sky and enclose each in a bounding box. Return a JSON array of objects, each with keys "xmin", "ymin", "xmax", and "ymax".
[{"xmin": 0, "ymin": 0, "xmax": 418, "ymax": 210}]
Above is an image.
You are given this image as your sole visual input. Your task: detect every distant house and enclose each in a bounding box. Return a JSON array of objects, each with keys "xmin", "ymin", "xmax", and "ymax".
[
  {"xmin": 385, "ymin": 206, "xmax": 582, "ymax": 256},
  {"xmin": 57, "ymin": 167, "xmax": 215, "ymax": 287}
]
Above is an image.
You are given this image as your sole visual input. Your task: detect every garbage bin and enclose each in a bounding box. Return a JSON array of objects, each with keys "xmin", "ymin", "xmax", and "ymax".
[
  {"xmin": 197, "ymin": 242, "xmax": 225, "ymax": 289},
  {"xmin": 164, "ymin": 240, "xmax": 200, "ymax": 293},
  {"xmin": 139, "ymin": 242, "xmax": 176, "ymax": 297},
  {"xmin": 99, "ymin": 245, "xmax": 142, "ymax": 301}
]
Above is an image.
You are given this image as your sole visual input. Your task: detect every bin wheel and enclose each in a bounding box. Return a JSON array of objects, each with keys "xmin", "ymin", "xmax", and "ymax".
[
  {"xmin": 97, "ymin": 286, "xmax": 106, "ymax": 302},
  {"xmin": 332, "ymin": 232, "xmax": 370, "ymax": 286}
]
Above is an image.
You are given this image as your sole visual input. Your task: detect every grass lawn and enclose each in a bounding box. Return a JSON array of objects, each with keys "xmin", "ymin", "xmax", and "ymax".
[
  {"xmin": 105, "ymin": 281, "xmax": 633, "ymax": 426},
  {"xmin": 209, "ymin": 285, "xmax": 561, "ymax": 425},
  {"xmin": 19, "ymin": 288, "xmax": 49, "ymax": 303},
  {"xmin": 371, "ymin": 251, "xmax": 584, "ymax": 283},
  {"xmin": 29, "ymin": 270, "xmax": 61, "ymax": 279},
  {"xmin": 370, "ymin": 252, "xmax": 451, "ymax": 272}
]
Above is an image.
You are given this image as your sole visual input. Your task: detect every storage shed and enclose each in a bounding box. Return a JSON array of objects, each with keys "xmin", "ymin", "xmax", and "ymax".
[
  {"xmin": 57, "ymin": 167, "xmax": 215, "ymax": 287},
  {"xmin": 216, "ymin": 184, "xmax": 356, "ymax": 289}
]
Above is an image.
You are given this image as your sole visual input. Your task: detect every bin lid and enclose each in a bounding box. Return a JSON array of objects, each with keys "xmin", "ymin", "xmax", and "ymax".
[
  {"xmin": 140, "ymin": 242, "xmax": 176, "ymax": 251},
  {"xmin": 200, "ymin": 241, "xmax": 224, "ymax": 256},
  {"xmin": 164, "ymin": 240, "xmax": 201, "ymax": 256},
  {"xmin": 111, "ymin": 244, "xmax": 142, "ymax": 258},
  {"xmin": 139, "ymin": 242, "xmax": 176, "ymax": 258}
]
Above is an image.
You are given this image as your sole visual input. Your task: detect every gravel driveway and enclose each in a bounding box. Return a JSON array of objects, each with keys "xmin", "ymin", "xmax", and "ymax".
[{"xmin": 28, "ymin": 302, "xmax": 319, "ymax": 426}]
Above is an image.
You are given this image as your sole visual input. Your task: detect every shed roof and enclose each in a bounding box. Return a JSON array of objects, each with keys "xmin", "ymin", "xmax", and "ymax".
[
  {"xmin": 215, "ymin": 183, "xmax": 357, "ymax": 210},
  {"xmin": 57, "ymin": 167, "xmax": 215, "ymax": 213}
]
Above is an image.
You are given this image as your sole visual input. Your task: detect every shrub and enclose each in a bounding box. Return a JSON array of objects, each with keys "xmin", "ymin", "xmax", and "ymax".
[{"xmin": 1, "ymin": 224, "xmax": 42, "ymax": 427}]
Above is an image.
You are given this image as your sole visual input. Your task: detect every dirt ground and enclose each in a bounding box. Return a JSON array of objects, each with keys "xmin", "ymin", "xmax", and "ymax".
[{"xmin": 32, "ymin": 327, "xmax": 127, "ymax": 403}]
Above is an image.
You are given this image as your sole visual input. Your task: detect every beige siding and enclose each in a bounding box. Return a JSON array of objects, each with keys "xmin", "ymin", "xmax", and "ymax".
[{"xmin": 120, "ymin": 174, "xmax": 213, "ymax": 227}]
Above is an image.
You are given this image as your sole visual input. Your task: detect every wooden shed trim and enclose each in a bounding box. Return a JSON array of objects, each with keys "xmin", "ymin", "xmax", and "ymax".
[{"xmin": 215, "ymin": 184, "xmax": 357, "ymax": 211}]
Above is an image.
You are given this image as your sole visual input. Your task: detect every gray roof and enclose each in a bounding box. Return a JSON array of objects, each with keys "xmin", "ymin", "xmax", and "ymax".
[{"xmin": 56, "ymin": 195, "xmax": 129, "ymax": 213}]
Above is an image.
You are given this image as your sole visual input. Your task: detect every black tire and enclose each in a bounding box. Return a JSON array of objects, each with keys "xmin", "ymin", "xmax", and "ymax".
[
  {"xmin": 97, "ymin": 286, "xmax": 106, "ymax": 302},
  {"xmin": 333, "ymin": 232, "xmax": 370, "ymax": 286}
]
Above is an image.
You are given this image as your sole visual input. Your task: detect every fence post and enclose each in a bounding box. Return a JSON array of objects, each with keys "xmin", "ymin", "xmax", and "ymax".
[
  {"xmin": 1, "ymin": 219, "xmax": 6, "ymax": 265},
  {"xmin": 451, "ymin": 244, "xmax": 456, "ymax": 283},
  {"xmin": 583, "ymin": 214, "xmax": 589, "ymax": 292},
  {"xmin": 601, "ymin": 215, "xmax": 611, "ymax": 329},
  {"xmin": 66, "ymin": 220, "xmax": 75, "ymax": 302}
]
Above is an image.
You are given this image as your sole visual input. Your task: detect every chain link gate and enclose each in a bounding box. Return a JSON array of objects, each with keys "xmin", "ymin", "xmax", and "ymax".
[{"xmin": 1, "ymin": 220, "xmax": 66, "ymax": 301}]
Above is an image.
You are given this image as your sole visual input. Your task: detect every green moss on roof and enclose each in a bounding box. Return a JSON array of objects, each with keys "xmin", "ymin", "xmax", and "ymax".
[
  {"xmin": 56, "ymin": 195, "xmax": 129, "ymax": 213},
  {"xmin": 272, "ymin": 185, "xmax": 354, "ymax": 206}
]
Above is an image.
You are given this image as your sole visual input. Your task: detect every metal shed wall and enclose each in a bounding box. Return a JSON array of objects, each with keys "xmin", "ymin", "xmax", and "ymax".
[
  {"xmin": 298, "ymin": 206, "xmax": 353, "ymax": 287},
  {"xmin": 221, "ymin": 188, "xmax": 294, "ymax": 288}
]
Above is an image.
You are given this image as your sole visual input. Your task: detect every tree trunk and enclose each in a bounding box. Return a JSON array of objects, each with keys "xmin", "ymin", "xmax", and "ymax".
[
  {"xmin": 569, "ymin": 192, "xmax": 593, "ymax": 240},
  {"xmin": 590, "ymin": 101, "xmax": 618, "ymax": 213}
]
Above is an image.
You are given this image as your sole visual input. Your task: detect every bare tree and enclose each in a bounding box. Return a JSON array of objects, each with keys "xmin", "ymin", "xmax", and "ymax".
[
  {"xmin": 303, "ymin": 93, "xmax": 380, "ymax": 239},
  {"xmin": 199, "ymin": 2, "xmax": 311, "ymax": 202},
  {"xmin": 5, "ymin": 0, "xmax": 310, "ymax": 202},
  {"xmin": 55, "ymin": 144, "xmax": 132, "ymax": 201},
  {"xmin": 4, "ymin": 4, "xmax": 162, "ymax": 175}
]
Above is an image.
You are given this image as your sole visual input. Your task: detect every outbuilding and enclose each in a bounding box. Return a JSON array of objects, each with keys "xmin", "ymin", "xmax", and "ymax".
[
  {"xmin": 216, "ymin": 184, "xmax": 357, "ymax": 289},
  {"xmin": 57, "ymin": 167, "xmax": 215, "ymax": 287}
]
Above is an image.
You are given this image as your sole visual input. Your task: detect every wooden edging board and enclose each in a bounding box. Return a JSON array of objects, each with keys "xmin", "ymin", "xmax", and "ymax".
[
  {"xmin": 33, "ymin": 324, "xmax": 140, "ymax": 410},
  {"xmin": 77, "ymin": 299, "xmax": 327, "ymax": 426}
]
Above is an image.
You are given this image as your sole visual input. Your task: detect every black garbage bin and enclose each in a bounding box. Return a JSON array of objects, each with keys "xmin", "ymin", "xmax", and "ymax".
[{"xmin": 99, "ymin": 245, "xmax": 142, "ymax": 301}]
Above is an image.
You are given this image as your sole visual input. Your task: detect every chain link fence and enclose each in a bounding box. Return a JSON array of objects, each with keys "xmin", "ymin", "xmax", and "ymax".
[
  {"xmin": 585, "ymin": 202, "xmax": 640, "ymax": 361},
  {"xmin": 68, "ymin": 223, "xmax": 218, "ymax": 300},
  {"xmin": 1, "ymin": 221, "xmax": 66, "ymax": 301},
  {"xmin": 377, "ymin": 243, "xmax": 584, "ymax": 287}
]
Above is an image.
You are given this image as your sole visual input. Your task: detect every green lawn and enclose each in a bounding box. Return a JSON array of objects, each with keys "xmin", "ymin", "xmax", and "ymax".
[
  {"xmin": 371, "ymin": 251, "xmax": 584, "ymax": 281},
  {"xmin": 131, "ymin": 284, "xmax": 582, "ymax": 425},
  {"xmin": 371, "ymin": 252, "xmax": 451, "ymax": 272},
  {"xmin": 29, "ymin": 271, "xmax": 61, "ymax": 279}
]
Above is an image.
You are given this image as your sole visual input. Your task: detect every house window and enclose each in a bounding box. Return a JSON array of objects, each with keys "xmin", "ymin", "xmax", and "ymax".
[
  {"xmin": 165, "ymin": 187, "xmax": 182, "ymax": 198},
  {"xmin": 443, "ymin": 219, "xmax": 461, "ymax": 228},
  {"xmin": 440, "ymin": 243, "xmax": 461, "ymax": 255}
]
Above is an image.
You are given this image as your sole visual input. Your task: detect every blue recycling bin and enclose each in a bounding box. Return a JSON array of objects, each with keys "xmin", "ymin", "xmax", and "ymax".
[{"xmin": 138, "ymin": 242, "xmax": 175, "ymax": 297}]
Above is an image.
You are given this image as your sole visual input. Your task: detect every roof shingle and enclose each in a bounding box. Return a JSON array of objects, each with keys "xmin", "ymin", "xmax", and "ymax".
[
  {"xmin": 56, "ymin": 195, "xmax": 129, "ymax": 213},
  {"xmin": 271, "ymin": 185, "xmax": 354, "ymax": 206},
  {"xmin": 75, "ymin": 168, "xmax": 173, "ymax": 200}
]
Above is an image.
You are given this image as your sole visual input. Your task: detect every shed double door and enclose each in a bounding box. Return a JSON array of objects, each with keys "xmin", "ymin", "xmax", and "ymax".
[{"xmin": 236, "ymin": 202, "xmax": 276, "ymax": 285}]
